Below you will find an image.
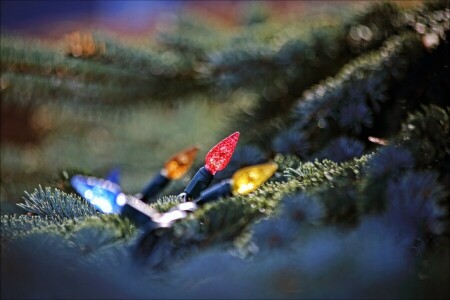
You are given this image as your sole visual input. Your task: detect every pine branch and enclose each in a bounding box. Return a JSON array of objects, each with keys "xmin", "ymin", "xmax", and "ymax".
[
  {"xmin": 0, "ymin": 3, "xmax": 401, "ymax": 114},
  {"xmin": 74, "ymin": 32, "xmax": 200, "ymax": 79},
  {"xmin": 1, "ymin": 36, "xmax": 151, "ymax": 84},
  {"xmin": 149, "ymin": 195, "xmax": 181, "ymax": 212},
  {"xmin": 226, "ymin": 2, "xmax": 450, "ymax": 147},
  {"xmin": 399, "ymin": 105, "xmax": 450, "ymax": 169},
  {"xmin": 1, "ymin": 71, "xmax": 153, "ymax": 107},
  {"xmin": 1, "ymin": 3, "xmax": 450, "ymax": 297},
  {"xmin": 360, "ymin": 105, "xmax": 449, "ymax": 213},
  {"xmin": 284, "ymin": 156, "xmax": 369, "ymax": 185},
  {"xmin": 156, "ymin": 15, "xmax": 228, "ymax": 58},
  {"xmin": 18, "ymin": 186, "xmax": 99, "ymax": 221},
  {"xmin": 223, "ymin": 3, "xmax": 404, "ymax": 146},
  {"xmin": 1, "ymin": 214, "xmax": 53, "ymax": 243},
  {"xmin": 2, "ymin": 212, "xmax": 136, "ymax": 248},
  {"xmin": 1, "ymin": 35, "xmax": 210, "ymax": 108},
  {"xmin": 281, "ymin": 32, "xmax": 428, "ymax": 160},
  {"xmin": 67, "ymin": 214, "xmax": 136, "ymax": 245},
  {"xmin": 170, "ymin": 154, "xmax": 371, "ymax": 251}
]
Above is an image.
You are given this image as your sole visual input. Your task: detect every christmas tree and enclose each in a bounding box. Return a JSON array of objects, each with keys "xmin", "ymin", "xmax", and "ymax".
[{"xmin": 1, "ymin": 1, "xmax": 449, "ymax": 299}]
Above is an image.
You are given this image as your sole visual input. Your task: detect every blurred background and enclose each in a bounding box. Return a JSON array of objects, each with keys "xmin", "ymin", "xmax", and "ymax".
[
  {"xmin": 0, "ymin": 1, "xmax": 311, "ymax": 209},
  {"xmin": 1, "ymin": 1, "xmax": 370, "ymax": 36},
  {"xmin": 3, "ymin": 1, "xmax": 450, "ymax": 299},
  {"xmin": 0, "ymin": 0, "xmax": 422, "ymax": 213}
]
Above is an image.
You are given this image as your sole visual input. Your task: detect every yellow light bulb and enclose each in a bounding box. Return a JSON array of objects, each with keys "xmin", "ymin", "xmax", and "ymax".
[
  {"xmin": 231, "ymin": 163, "xmax": 278, "ymax": 195},
  {"xmin": 164, "ymin": 146, "xmax": 199, "ymax": 180}
]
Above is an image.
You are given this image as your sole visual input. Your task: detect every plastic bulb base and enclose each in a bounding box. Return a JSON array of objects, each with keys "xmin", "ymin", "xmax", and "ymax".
[
  {"xmin": 183, "ymin": 167, "xmax": 213, "ymax": 201},
  {"xmin": 119, "ymin": 195, "xmax": 158, "ymax": 227},
  {"xmin": 140, "ymin": 171, "xmax": 170, "ymax": 203},
  {"xmin": 196, "ymin": 180, "xmax": 232, "ymax": 206},
  {"xmin": 121, "ymin": 204, "xmax": 153, "ymax": 227}
]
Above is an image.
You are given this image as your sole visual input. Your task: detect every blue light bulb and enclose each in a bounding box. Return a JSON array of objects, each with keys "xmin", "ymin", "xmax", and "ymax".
[{"xmin": 71, "ymin": 175, "xmax": 123, "ymax": 214}]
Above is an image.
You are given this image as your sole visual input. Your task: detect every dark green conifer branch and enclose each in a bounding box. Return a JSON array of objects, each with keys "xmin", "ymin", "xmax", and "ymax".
[
  {"xmin": 1, "ymin": 212, "xmax": 136, "ymax": 247},
  {"xmin": 2, "ymin": 154, "xmax": 371, "ymax": 252},
  {"xmin": 0, "ymin": 3, "xmax": 402, "ymax": 113},
  {"xmin": 223, "ymin": 3, "xmax": 405, "ymax": 146},
  {"xmin": 1, "ymin": 37, "xmax": 147, "ymax": 81},
  {"xmin": 285, "ymin": 24, "xmax": 449, "ymax": 161},
  {"xmin": 1, "ymin": 215, "xmax": 53, "ymax": 243},
  {"xmin": 398, "ymin": 105, "xmax": 450, "ymax": 170},
  {"xmin": 18, "ymin": 186, "xmax": 98, "ymax": 221},
  {"xmin": 168, "ymin": 155, "xmax": 370, "ymax": 252},
  {"xmin": 156, "ymin": 15, "xmax": 227, "ymax": 56},
  {"xmin": 148, "ymin": 195, "xmax": 181, "ymax": 213},
  {"xmin": 360, "ymin": 104, "xmax": 449, "ymax": 214},
  {"xmin": 67, "ymin": 214, "xmax": 136, "ymax": 243},
  {"xmin": 1, "ymin": 2, "xmax": 449, "ymax": 298},
  {"xmin": 2, "ymin": 71, "xmax": 157, "ymax": 108}
]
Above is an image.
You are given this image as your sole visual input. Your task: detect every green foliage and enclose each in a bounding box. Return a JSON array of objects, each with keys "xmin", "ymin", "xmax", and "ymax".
[
  {"xmin": 67, "ymin": 214, "xmax": 136, "ymax": 243},
  {"xmin": 1, "ymin": 37, "xmax": 151, "ymax": 107},
  {"xmin": 149, "ymin": 195, "xmax": 181, "ymax": 212},
  {"xmin": 223, "ymin": 3, "xmax": 405, "ymax": 146},
  {"xmin": 396, "ymin": 105, "xmax": 450, "ymax": 224},
  {"xmin": 18, "ymin": 186, "xmax": 98, "ymax": 221},
  {"xmin": 283, "ymin": 156, "xmax": 369, "ymax": 227},
  {"xmin": 273, "ymin": 153, "xmax": 303, "ymax": 171},
  {"xmin": 290, "ymin": 32, "xmax": 422, "ymax": 153},
  {"xmin": 0, "ymin": 3, "xmax": 402, "ymax": 113},
  {"xmin": 1, "ymin": 214, "xmax": 53, "ymax": 243},
  {"xmin": 315, "ymin": 178, "xmax": 360, "ymax": 227},
  {"xmin": 284, "ymin": 156, "xmax": 368, "ymax": 186},
  {"xmin": 399, "ymin": 105, "xmax": 450, "ymax": 169},
  {"xmin": 1, "ymin": 211, "xmax": 135, "ymax": 247},
  {"xmin": 1, "ymin": 1, "xmax": 450, "ymax": 298},
  {"xmin": 167, "ymin": 155, "xmax": 370, "ymax": 252}
]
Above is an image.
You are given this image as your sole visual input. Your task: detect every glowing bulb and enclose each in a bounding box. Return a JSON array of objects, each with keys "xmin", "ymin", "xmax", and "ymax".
[
  {"xmin": 116, "ymin": 193, "xmax": 127, "ymax": 206},
  {"xmin": 205, "ymin": 132, "xmax": 240, "ymax": 175},
  {"xmin": 163, "ymin": 146, "xmax": 199, "ymax": 180},
  {"xmin": 71, "ymin": 175, "xmax": 122, "ymax": 214},
  {"xmin": 231, "ymin": 163, "xmax": 278, "ymax": 195},
  {"xmin": 84, "ymin": 190, "xmax": 94, "ymax": 200},
  {"xmin": 91, "ymin": 196, "xmax": 113, "ymax": 213},
  {"xmin": 181, "ymin": 132, "xmax": 240, "ymax": 200}
]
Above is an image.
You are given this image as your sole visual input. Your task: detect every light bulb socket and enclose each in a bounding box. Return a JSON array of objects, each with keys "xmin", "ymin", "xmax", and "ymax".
[
  {"xmin": 183, "ymin": 167, "xmax": 213, "ymax": 200},
  {"xmin": 140, "ymin": 171, "xmax": 170, "ymax": 203},
  {"xmin": 121, "ymin": 204, "xmax": 153, "ymax": 227},
  {"xmin": 195, "ymin": 180, "xmax": 232, "ymax": 206},
  {"xmin": 120, "ymin": 196, "xmax": 159, "ymax": 227}
]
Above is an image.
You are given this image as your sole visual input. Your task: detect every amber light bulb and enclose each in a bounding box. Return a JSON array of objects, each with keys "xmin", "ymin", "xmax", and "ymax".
[
  {"xmin": 140, "ymin": 146, "xmax": 199, "ymax": 203},
  {"xmin": 164, "ymin": 147, "xmax": 199, "ymax": 180},
  {"xmin": 180, "ymin": 132, "xmax": 240, "ymax": 201},
  {"xmin": 65, "ymin": 31, "xmax": 105, "ymax": 58},
  {"xmin": 195, "ymin": 163, "xmax": 278, "ymax": 205}
]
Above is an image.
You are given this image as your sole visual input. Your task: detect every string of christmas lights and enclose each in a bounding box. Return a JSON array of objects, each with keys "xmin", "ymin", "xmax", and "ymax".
[
  {"xmin": 178, "ymin": 132, "xmax": 240, "ymax": 202},
  {"xmin": 137, "ymin": 146, "xmax": 198, "ymax": 202},
  {"xmin": 195, "ymin": 162, "xmax": 278, "ymax": 205},
  {"xmin": 70, "ymin": 131, "xmax": 283, "ymax": 258},
  {"xmin": 71, "ymin": 133, "xmax": 240, "ymax": 225}
]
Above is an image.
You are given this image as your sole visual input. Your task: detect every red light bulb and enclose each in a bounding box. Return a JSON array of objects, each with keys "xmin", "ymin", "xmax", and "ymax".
[
  {"xmin": 205, "ymin": 132, "xmax": 240, "ymax": 175},
  {"xmin": 179, "ymin": 132, "xmax": 240, "ymax": 201}
]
